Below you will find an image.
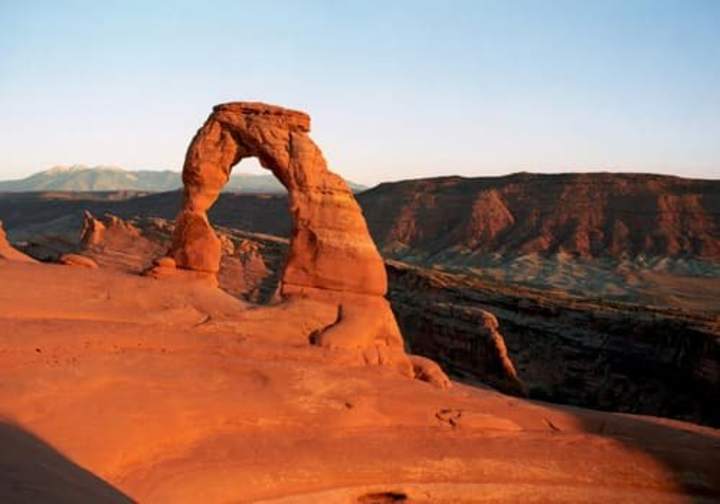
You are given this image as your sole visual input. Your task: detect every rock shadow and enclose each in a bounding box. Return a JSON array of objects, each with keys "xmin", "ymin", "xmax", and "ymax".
[
  {"xmin": 562, "ymin": 403, "xmax": 720, "ymax": 501},
  {"xmin": 0, "ymin": 421, "xmax": 134, "ymax": 503}
]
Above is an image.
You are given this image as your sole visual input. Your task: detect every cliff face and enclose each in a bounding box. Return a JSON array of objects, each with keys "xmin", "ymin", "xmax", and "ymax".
[
  {"xmin": 385, "ymin": 261, "xmax": 526, "ymax": 397},
  {"xmin": 359, "ymin": 172, "xmax": 720, "ymax": 261},
  {"xmin": 386, "ymin": 261, "xmax": 720, "ymax": 427}
]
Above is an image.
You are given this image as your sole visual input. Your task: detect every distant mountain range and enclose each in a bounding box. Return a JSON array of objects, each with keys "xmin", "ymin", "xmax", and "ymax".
[
  {"xmin": 2, "ymin": 171, "xmax": 717, "ymax": 262},
  {"xmin": 0, "ymin": 165, "xmax": 367, "ymax": 193}
]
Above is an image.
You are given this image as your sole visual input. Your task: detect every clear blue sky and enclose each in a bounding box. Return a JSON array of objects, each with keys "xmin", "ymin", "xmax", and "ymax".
[{"xmin": 1, "ymin": 0, "xmax": 718, "ymax": 184}]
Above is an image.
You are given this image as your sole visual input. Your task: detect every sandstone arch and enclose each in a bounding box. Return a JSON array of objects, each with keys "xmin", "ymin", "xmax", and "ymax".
[
  {"xmin": 171, "ymin": 102, "xmax": 386, "ymax": 296},
  {"xmin": 167, "ymin": 102, "xmax": 449, "ymax": 387}
]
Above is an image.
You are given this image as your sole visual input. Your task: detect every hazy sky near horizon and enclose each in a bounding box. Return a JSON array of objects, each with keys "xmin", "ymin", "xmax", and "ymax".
[{"xmin": 1, "ymin": 1, "xmax": 719, "ymax": 184}]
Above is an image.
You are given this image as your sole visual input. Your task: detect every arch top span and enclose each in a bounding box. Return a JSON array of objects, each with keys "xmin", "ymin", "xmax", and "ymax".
[{"xmin": 214, "ymin": 101, "xmax": 311, "ymax": 132}]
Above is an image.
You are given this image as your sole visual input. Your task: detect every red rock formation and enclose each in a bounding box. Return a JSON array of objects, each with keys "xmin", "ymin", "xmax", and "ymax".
[
  {"xmin": 59, "ymin": 253, "xmax": 98, "ymax": 269},
  {"xmin": 359, "ymin": 172, "xmax": 720, "ymax": 261},
  {"xmin": 171, "ymin": 103, "xmax": 386, "ymax": 293},
  {"xmin": 0, "ymin": 220, "xmax": 36, "ymax": 263},
  {"xmin": 80, "ymin": 211, "xmax": 141, "ymax": 248},
  {"xmin": 167, "ymin": 102, "xmax": 448, "ymax": 386},
  {"xmin": 78, "ymin": 212, "xmax": 167, "ymax": 275},
  {"xmin": 80, "ymin": 211, "xmax": 106, "ymax": 246}
]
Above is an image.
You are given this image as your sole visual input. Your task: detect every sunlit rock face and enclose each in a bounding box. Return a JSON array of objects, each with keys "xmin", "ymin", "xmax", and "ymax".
[
  {"xmin": 171, "ymin": 102, "xmax": 385, "ymax": 294},
  {"xmin": 165, "ymin": 102, "xmax": 448, "ymax": 387},
  {"xmin": 0, "ymin": 220, "xmax": 36, "ymax": 263}
]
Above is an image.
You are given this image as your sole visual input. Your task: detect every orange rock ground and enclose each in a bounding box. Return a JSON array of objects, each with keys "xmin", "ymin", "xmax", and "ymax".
[{"xmin": 1, "ymin": 260, "xmax": 719, "ymax": 503}]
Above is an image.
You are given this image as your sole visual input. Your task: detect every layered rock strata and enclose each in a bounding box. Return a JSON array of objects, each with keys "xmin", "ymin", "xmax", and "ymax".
[{"xmin": 386, "ymin": 260, "xmax": 720, "ymax": 426}]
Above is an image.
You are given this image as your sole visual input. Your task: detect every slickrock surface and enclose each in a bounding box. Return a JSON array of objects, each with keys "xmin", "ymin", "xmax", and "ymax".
[
  {"xmin": 1, "ymin": 261, "xmax": 719, "ymax": 503},
  {"xmin": 58, "ymin": 253, "xmax": 99, "ymax": 269},
  {"xmin": 17, "ymin": 211, "xmax": 719, "ymax": 425},
  {"xmin": 166, "ymin": 102, "xmax": 441, "ymax": 384}
]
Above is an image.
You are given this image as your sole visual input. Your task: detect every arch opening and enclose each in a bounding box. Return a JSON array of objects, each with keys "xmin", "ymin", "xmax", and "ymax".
[
  {"xmin": 231, "ymin": 157, "xmax": 267, "ymax": 177},
  {"xmin": 212, "ymin": 154, "xmax": 291, "ymax": 304}
]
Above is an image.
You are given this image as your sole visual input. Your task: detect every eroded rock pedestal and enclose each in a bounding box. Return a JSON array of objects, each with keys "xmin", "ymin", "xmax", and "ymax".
[
  {"xmin": 162, "ymin": 102, "xmax": 448, "ymax": 386},
  {"xmin": 0, "ymin": 220, "xmax": 36, "ymax": 263}
]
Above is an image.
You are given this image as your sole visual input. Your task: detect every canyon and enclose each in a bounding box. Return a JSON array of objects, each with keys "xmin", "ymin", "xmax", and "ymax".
[
  {"xmin": 2, "ymin": 172, "xmax": 718, "ymax": 426},
  {"xmin": 1, "ymin": 103, "xmax": 719, "ymax": 502},
  {"xmin": 27, "ymin": 209, "xmax": 715, "ymax": 428}
]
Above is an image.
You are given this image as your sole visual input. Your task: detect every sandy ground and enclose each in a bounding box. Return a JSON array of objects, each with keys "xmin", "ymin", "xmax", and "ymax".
[{"xmin": 1, "ymin": 261, "xmax": 719, "ymax": 503}]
